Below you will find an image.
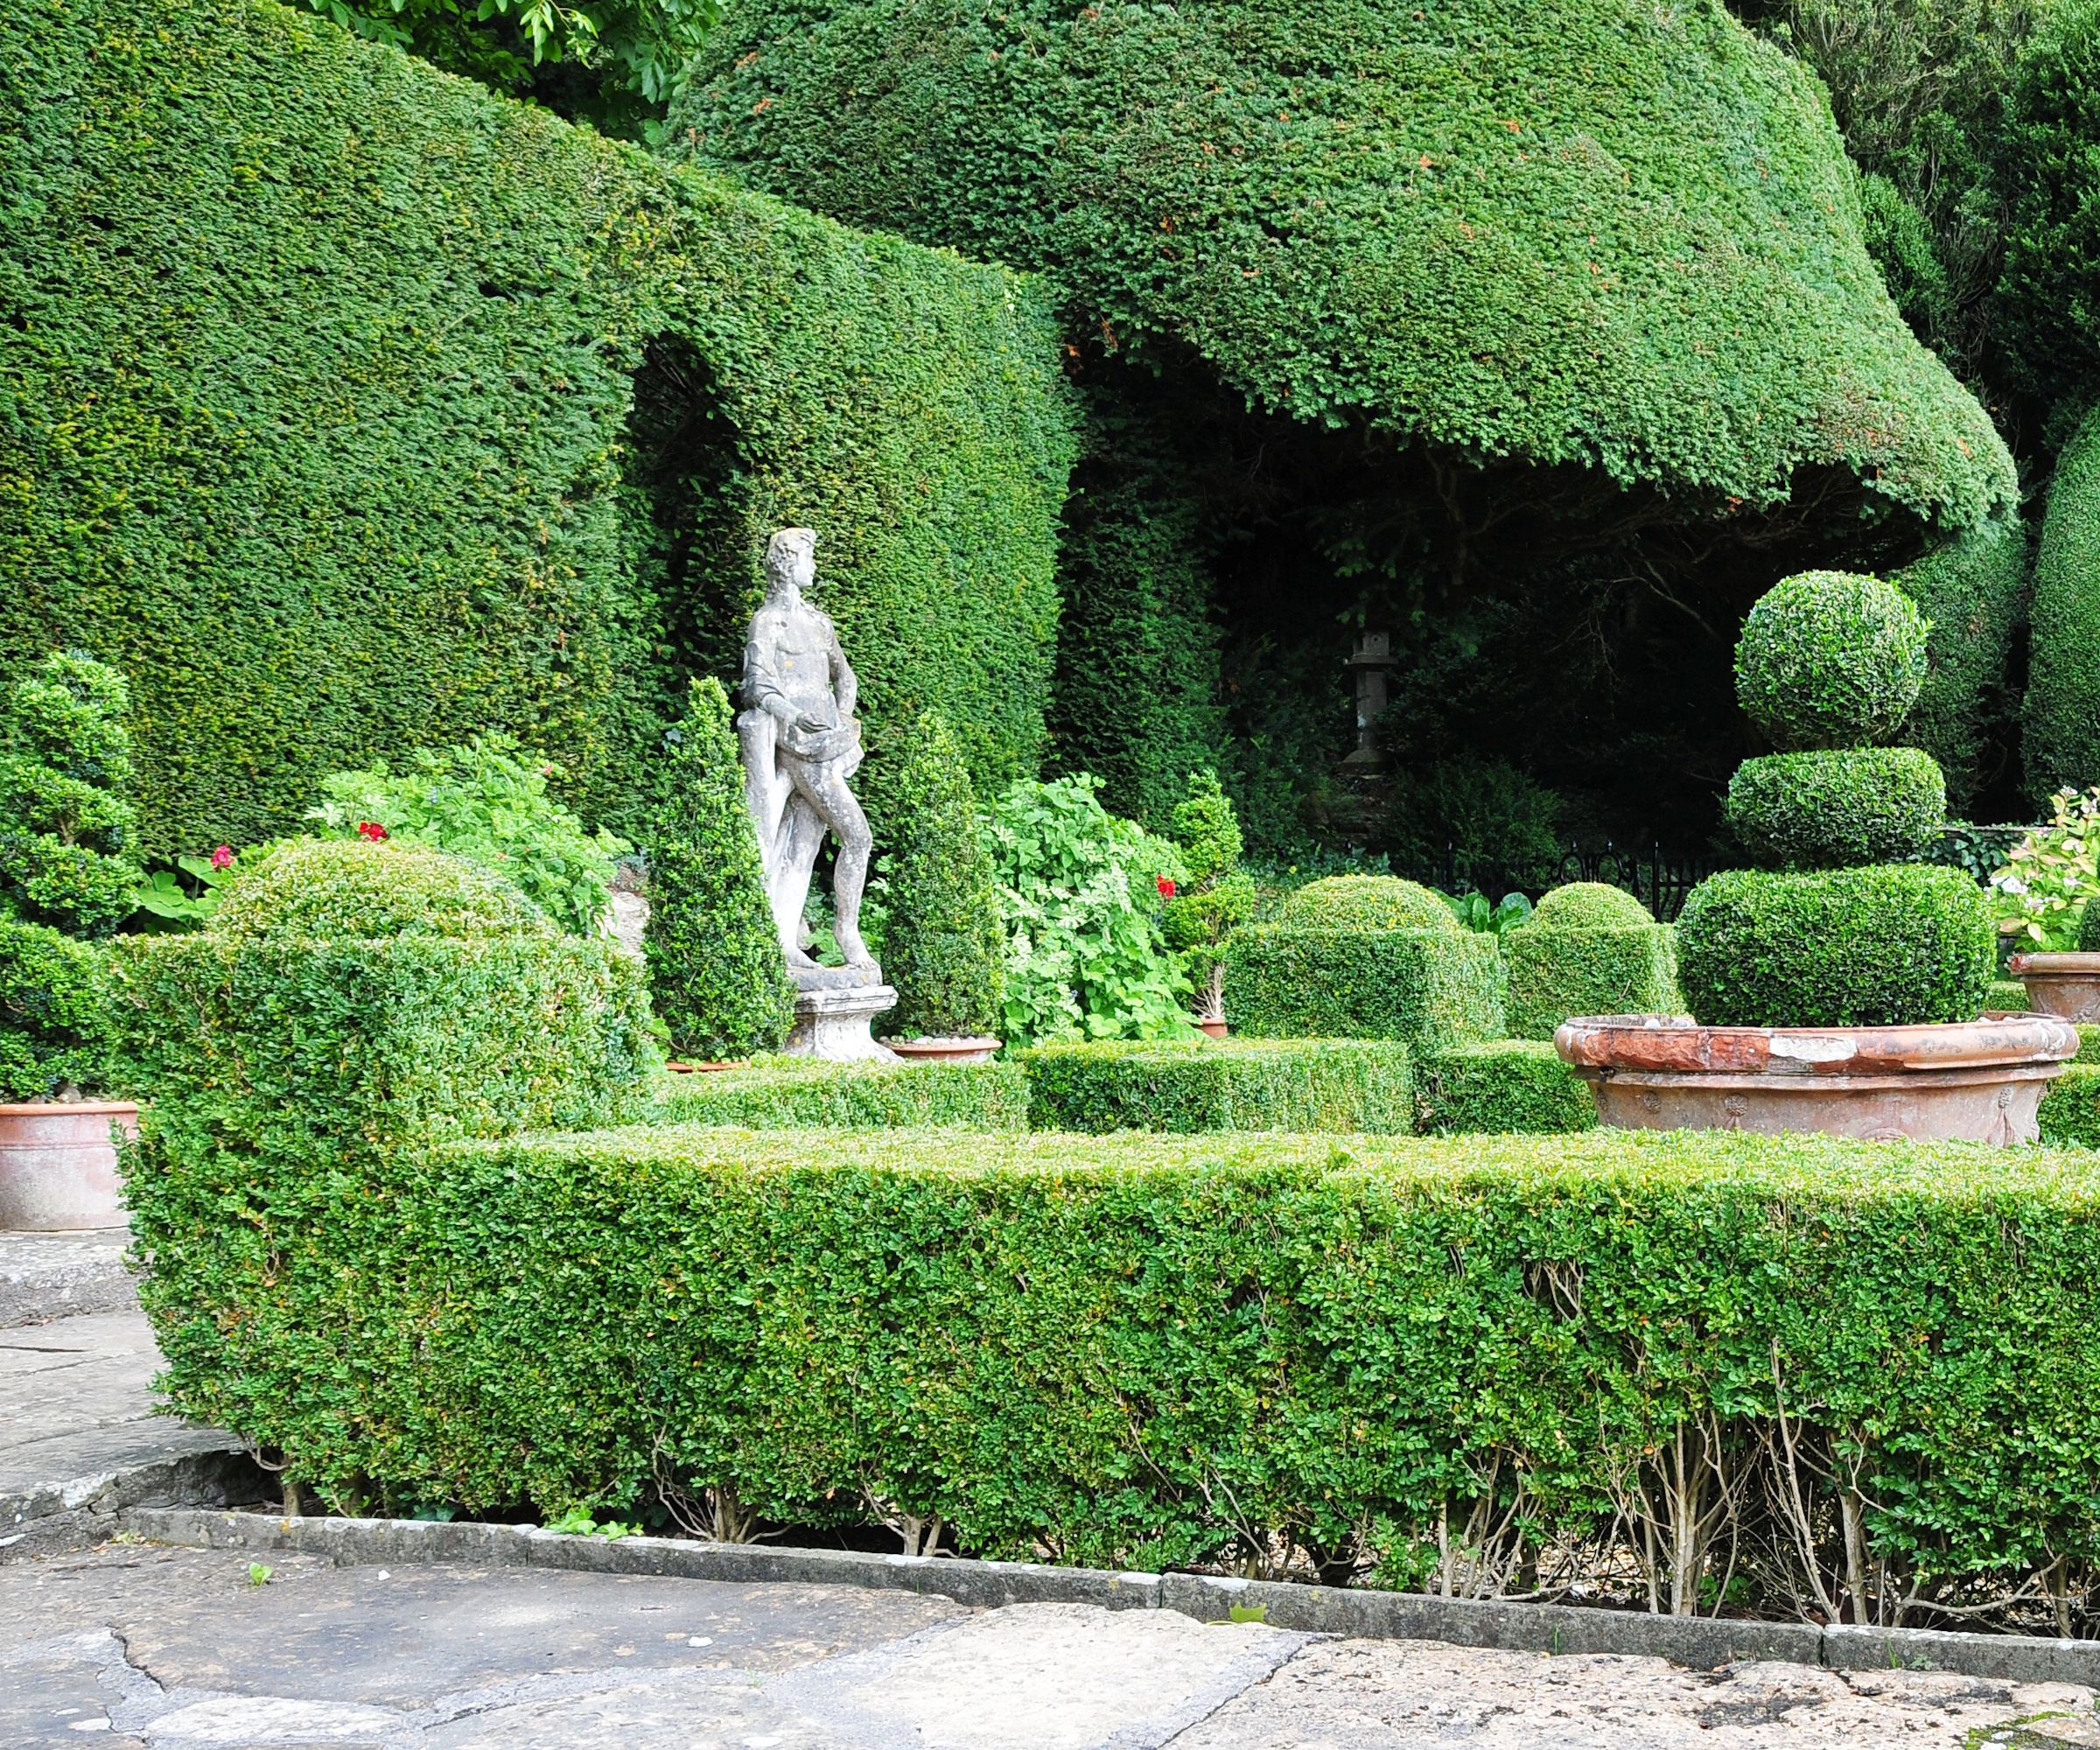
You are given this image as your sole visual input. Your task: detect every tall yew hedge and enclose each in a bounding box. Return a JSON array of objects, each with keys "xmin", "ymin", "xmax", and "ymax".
[{"xmin": 0, "ymin": 0, "xmax": 1074, "ymax": 854}]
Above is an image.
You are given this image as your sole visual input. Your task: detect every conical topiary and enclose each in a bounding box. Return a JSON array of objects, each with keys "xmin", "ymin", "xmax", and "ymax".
[
  {"xmin": 1678, "ymin": 572, "xmax": 1992, "ymax": 1027},
  {"xmin": 641, "ymin": 678, "xmax": 796, "ymax": 1060},
  {"xmin": 880, "ymin": 712, "xmax": 1004, "ymax": 1040}
]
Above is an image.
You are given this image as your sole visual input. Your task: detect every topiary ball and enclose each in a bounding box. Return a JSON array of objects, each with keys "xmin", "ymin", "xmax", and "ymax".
[
  {"xmin": 1726, "ymin": 747, "xmax": 1947, "ymax": 870},
  {"xmin": 1522, "ymin": 882, "xmax": 1656, "ymax": 929},
  {"xmin": 210, "ymin": 839, "xmax": 552, "ymax": 940},
  {"xmin": 1675, "ymin": 864, "xmax": 1992, "ymax": 1027},
  {"xmin": 1734, "ymin": 570, "xmax": 1929, "ymax": 751},
  {"xmin": 1276, "ymin": 874, "xmax": 1458, "ymax": 932}
]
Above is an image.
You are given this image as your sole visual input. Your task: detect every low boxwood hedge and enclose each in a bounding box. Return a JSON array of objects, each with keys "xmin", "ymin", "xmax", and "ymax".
[
  {"xmin": 1224, "ymin": 926, "xmax": 1503, "ymax": 1046},
  {"xmin": 1990, "ymin": 977, "xmax": 2034, "ymax": 1012},
  {"xmin": 646, "ymin": 1059, "xmax": 1028, "ymax": 1131},
  {"xmin": 1018, "ymin": 1038, "xmax": 1411, "ymax": 1134},
  {"xmin": 132, "ymin": 1120, "xmax": 2100, "ymax": 1614},
  {"xmin": 2040, "ymin": 1064, "xmax": 2100, "ymax": 1148},
  {"xmin": 1502, "ymin": 926, "xmax": 1676, "ymax": 1040},
  {"xmin": 1413, "ymin": 1041, "xmax": 1595, "ymax": 1136}
]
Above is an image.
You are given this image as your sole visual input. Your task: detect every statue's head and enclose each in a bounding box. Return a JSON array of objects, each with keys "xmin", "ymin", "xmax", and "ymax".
[{"xmin": 763, "ymin": 527, "xmax": 817, "ymax": 598}]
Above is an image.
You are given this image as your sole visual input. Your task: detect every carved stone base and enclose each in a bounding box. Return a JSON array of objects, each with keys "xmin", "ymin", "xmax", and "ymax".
[{"xmin": 787, "ymin": 985, "xmax": 901, "ymax": 1062}]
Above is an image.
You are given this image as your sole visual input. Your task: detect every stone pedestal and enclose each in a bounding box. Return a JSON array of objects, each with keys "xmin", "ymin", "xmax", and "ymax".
[{"xmin": 787, "ymin": 984, "xmax": 901, "ymax": 1062}]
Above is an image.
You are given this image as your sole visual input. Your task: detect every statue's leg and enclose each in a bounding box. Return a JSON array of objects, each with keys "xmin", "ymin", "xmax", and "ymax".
[
  {"xmin": 792, "ymin": 759, "xmax": 876, "ymax": 967},
  {"xmin": 772, "ymin": 793, "xmax": 825, "ymax": 963}
]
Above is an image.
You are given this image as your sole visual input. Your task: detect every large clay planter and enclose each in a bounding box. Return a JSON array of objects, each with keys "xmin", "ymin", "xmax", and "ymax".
[
  {"xmin": 2008, "ymin": 953, "xmax": 2100, "ymax": 1024},
  {"xmin": 883, "ymin": 1037, "xmax": 1002, "ymax": 1068},
  {"xmin": 0, "ymin": 1102, "xmax": 137, "ymax": 1229},
  {"xmin": 1553, "ymin": 1014, "xmax": 2076, "ymax": 1145}
]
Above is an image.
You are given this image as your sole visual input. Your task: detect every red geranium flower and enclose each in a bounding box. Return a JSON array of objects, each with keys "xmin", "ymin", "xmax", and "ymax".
[
  {"xmin": 209, "ymin": 844, "xmax": 234, "ymax": 872},
  {"xmin": 1157, "ymin": 876, "xmax": 1177, "ymax": 898},
  {"xmin": 356, "ymin": 822, "xmax": 388, "ymax": 842}
]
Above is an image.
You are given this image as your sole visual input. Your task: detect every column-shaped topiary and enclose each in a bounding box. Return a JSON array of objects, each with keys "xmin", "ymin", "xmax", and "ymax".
[
  {"xmin": 880, "ymin": 712, "xmax": 1005, "ymax": 1040},
  {"xmin": 641, "ymin": 678, "xmax": 796, "ymax": 1060},
  {"xmin": 0, "ymin": 653, "xmax": 142, "ymax": 938},
  {"xmin": 1677, "ymin": 572, "xmax": 1992, "ymax": 1027},
  {"xmin": 1160, "ymin": 769, "xmax": 1254, "ymax": 1024},
  {"xmin": 0, "ymin": 654, "xmax": 141, "ymax": 1101}
]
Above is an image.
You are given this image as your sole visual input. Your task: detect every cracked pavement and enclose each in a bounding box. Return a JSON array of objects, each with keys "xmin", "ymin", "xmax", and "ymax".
[{"xmin": 4, "ymin": 1542, "xmax": 2094, "ymax": 1748}]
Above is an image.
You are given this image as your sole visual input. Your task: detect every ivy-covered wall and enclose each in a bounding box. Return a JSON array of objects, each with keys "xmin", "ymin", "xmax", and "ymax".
[{"xmin": 0, "ymin": 0, "xmax": 1074, "ymax": 854}]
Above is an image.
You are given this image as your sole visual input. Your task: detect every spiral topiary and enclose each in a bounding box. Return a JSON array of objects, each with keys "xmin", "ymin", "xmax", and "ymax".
[
  {"xmin": 1734, "ymin": 570, "xmax": 1929, "ymax": 752},
  {"xmin": 1276, "ymin": 874, "xmax": 1457, "ymax": 933},
  {"xmin": 210, "ymin": 839, "xmax": 552, "ymax": 940}
]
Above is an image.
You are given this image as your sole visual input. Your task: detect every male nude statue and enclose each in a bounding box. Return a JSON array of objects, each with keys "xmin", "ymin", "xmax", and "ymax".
[{"xmin": 738, "ymin": 528, "xmax": 878, "ymax": 978}]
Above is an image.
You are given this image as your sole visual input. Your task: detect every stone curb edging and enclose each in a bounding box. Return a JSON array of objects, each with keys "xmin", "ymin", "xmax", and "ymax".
[
  {"xmin": 3, "ymin": 1447, "xmax": 270, "ymax": 1560},
  {"xmin": 122, "ymin": 1507, "xmax": 2100, "ymax": 1689}
]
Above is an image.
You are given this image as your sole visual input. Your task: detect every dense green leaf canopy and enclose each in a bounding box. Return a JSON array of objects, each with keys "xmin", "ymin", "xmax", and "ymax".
[
  {"xmin": 1, "ymin": 0, "xmax": 1074, "ymax": 854},
  {"xmin": 671, "ymin": 0, "xmax": 2012, "ymax": 527}
]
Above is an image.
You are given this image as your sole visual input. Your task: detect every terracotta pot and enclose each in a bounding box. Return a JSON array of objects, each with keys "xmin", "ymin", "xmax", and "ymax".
[
  {"xmin": 2008, "ymin": 952, "xmax": 2100, "ymax": 1025},
  {"xmin": 1552, "ymin": 1013, "xmax": 2077, "ymax": 1145},
  {"xmin": 0, "ymin": 1102, "xmax": 138, "ymax": 1230},
  {"xmin": 881, "ymin": 1037, "xmax": 1002, "ymax": 1068},
  {"xmin": 665, "ymin": 1060, "xmax": 749, "ymax": 1074},
  {"xmin": 1194, "ymin": 1018, "xmax": 1230, "ymax": 1040}
]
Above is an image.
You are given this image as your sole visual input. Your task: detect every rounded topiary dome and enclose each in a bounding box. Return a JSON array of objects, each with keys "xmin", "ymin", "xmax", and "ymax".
[
  {"xmin": 1735, "ymin": 571, "xmax": 1929, "ymax": 751},
  {"xmin": 1277, "ymin": 874, "xmax": 1457, "ymax": 933},
  {"xmin": 210, "ymin": 840, "xmax": 553, "ymax": 940},
  {"xmin": 1524, "ymin": 882, "xmax": 1656, "ymax": 929}
]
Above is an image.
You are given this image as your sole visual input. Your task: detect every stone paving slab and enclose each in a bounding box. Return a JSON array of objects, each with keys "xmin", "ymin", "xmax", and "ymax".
[
  {"xmin": 0, "ymin": 1311, "xmax": 262, "ymax": 1556},
  {"xmin": 1, "ymin": 1229, "xmax": 137, "ymax": 1328},
  {"xmin": 4, "ymin": 1543, "xmax": 2096, "ymax": 1749}
]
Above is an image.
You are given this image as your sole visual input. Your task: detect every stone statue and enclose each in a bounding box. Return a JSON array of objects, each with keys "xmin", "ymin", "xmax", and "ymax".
[{"xmin": 738, "ymin": 528, "xmax": 879, "ymax": 988}]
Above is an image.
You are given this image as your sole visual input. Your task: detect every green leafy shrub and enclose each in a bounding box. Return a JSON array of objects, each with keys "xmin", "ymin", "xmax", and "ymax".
[
  {"xmin": 641, "ymin": 679, "xmax": 795, "ymax": 1062},
  {"xmin": 1733, "ymin": 571, "xmax": 1930, "ymax": 752},
  {"xmin": 0, "ymin": 920, "xmax": 109, "ymax": 1101},
  {"xmin": 0, "ymin": 653, "xmax": 142, "ymax": 938},
  {"xmin": 1675, "ymin": 865, "xmax": 1993, "ymax": 1028},
  {"xmin": 1989, "ymin": 787, "xmax": 2100, "ymax": 950},
  {"xmin": 1725, "ymin": 748, "xmax": 1947, "ymax": 870},
  {"xmin": 1525, "ymin": 883, "xmax": 1653, "ymax": 930},
  {"xmin": 1275, "ymin": 876, "xmax": 1457, "ymax": 934},
  {"xmin": 645, "ymin": 1059, "xmax": 1026, "ymax": 1130},
  {"xmin": 4, "ymin": 0, "xmax": 1073, "ymax": 854},
  {"xmin": 1892, "ymin": 514, "xmax": 2028, "ymax": 812},
  {"xmin": 209, "ymin": 840, "xmax": 552, "ymax": 941},
  {"xmin": 309, "ymin": 736, "xmax": 626, "ymax": 937},
  {"xmin": 1159, "ymin": 770, "xmax": 1255, "ymax": 1024},
  {"xmin": 1018, "ymin": 1038, "xmax": 1411, "ymax": 1134},
  {"xmin": 1503, "ymin": 887, "xmax": 1676, "ymax": 1040},
  {"xmin": 878, "ymin": 714, "xmax": 1004, "ymax": 1040},
  {"xmin": 137, "ymin": 1121, "xmax": 2100, "ymax": 1614},
  {"xmin": 2038, "ymin": 1063, "xmax": 2100, "ymax": 1148},
  {"xmin": 1439, "ymin": 890, "xmax": 1535, "ymax": 934},
  {"xmin": 987, "ymin": 774, "xmax": 1190, "ymax": 1045},
  {"xmin": 1989, "ymin": 977, "xmax": 2034, "ymax": 1012},
  {"xmin": 2022, "ymin": 408, "xmax": 2100, "ymax": 802},
  {"xmin": 1413, "ymin": 1040, "xmax": 1595, "ymax": 1136},
  {"xmin": 1224, "ymin": 925, "xmax": 1502, "ymax": 1047},
  {"xmin": 1382, "ymin": 757, "xmax": 1564, "ymax": 892}
]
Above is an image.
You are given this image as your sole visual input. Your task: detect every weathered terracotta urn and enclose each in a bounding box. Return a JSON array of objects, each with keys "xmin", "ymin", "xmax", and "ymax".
[
  {"xmin": 1554, "ymin": 1014, "xmax": 2077, "ymax": 1145},
  {"xmin": 882, "ymin": 1037, "xmax": 1002, "ymax": 1067},
  {"xmin": 2007, "ymin": 953, "xmax": 2100, "ymax": 1025},
  {"xmin": 0, "ymin": 1101, "xmax": 138, "ymax": 1229}
]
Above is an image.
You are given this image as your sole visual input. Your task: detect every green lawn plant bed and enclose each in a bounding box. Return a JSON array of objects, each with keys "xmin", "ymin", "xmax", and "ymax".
[
  {"xmin": 129, "ymin": 1119, "xmax": 2100, "ymax": 1629},
  {"xmin": 1413, "ymin": 1042, "xmax": 1595, "ymax": 1136},
  {"xmin": 1018, "ymin": 1039, "xmax": 1410, "ymax": 1134},
  {"xmin": 648, "ymin": 1059, "xmax": 1028, "ymax": 1131}
]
